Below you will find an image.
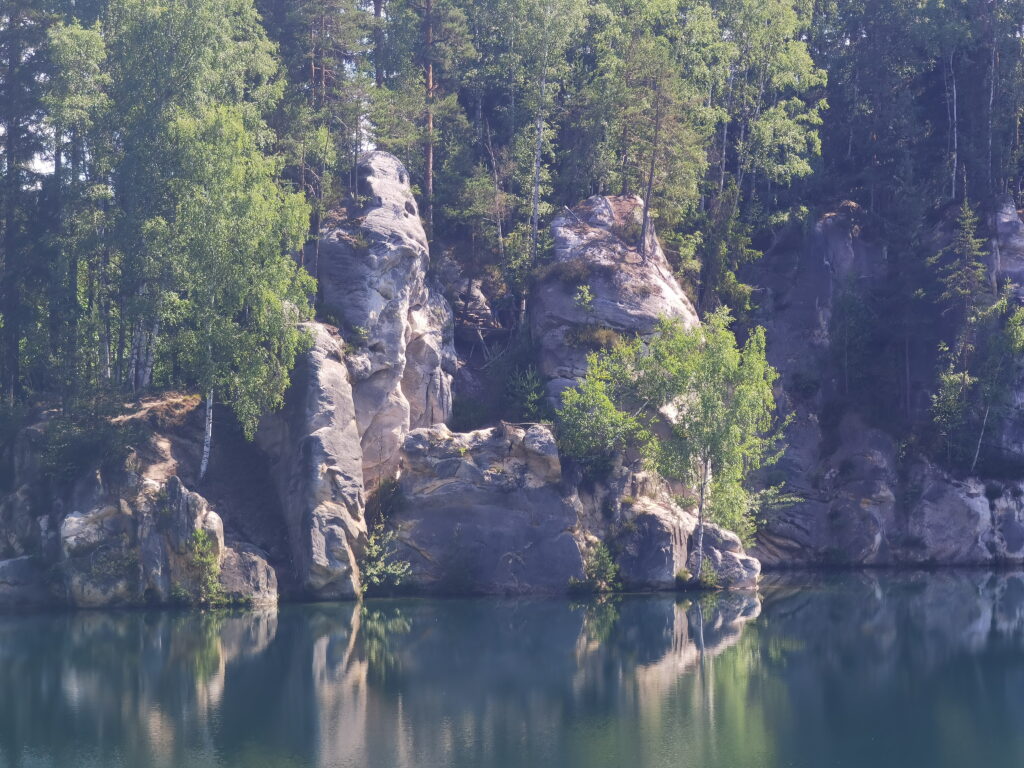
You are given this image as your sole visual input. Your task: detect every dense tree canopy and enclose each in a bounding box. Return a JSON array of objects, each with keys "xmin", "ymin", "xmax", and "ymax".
[{"xmin": 4, "ymin": 0, "xmax": 1024, "ymax": 481}]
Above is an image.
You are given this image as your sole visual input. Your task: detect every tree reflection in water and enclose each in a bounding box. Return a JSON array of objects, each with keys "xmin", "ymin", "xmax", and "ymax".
[{"xmin": 1, "ymin": 572, "xmax": 1023, "ymax": 767}]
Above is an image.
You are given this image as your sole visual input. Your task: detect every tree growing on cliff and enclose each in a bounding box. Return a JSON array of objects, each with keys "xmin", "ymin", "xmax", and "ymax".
[
  {"xmin": 558, "ymin": 311, "xmax": 782, "ymax": 575},
  {"xmin": 154, "ymin": 105, "xmax": 314, "ymax": 479},
  {"xmin": 634, "ymin": 312, "xmax": 781, "ymax": 570}
]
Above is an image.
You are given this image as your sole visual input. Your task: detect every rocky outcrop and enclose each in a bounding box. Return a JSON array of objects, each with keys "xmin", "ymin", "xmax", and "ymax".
[
  {"xmin": 394, "ymin": 424, "xmax": 760, "ymax": 593},
  {"xmin": 531, "ymin": 195, "xmax": 699, "ymax": 398},
  {"xmin": 751, "ymin": 203, "xmax": 1024, "ymax": 568},
  {"xmin": 257, "ymin": 323, "xmax": 365, "ymax": 599},
  {"xmin": 992, "ymin": 195, "xmax": 1024, "ymax": 294},
  {"xmin": 251, "ymin": 151, "xmax": 459, "ymax": 599},
  {"xmin": 314, "ymin": 151, "xmax": 455, "ymax": 486},
  {"xmin": 56, "ymin": 472, "xmax": 277, "ymax": 608},
  {"xmin": 613, "ymin": 499, "xmax": 759, "ymax": 591},
  {"xmin": 394, "ymin": 423, "xmax": 585, "ymax": 594},
  {"xmin": 0, "ymin": 556, "xmax": 52, "ymax": 608},
  {"xmin": 0, "ymin": 405, "xmax": 278, "ymax": 610}
]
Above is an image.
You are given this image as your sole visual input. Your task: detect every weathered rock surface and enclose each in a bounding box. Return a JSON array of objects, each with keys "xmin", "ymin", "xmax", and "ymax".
[
  {"xmin": 314, "ymin": 151, "xmax": 455, "ymax": 485},
  {"xmin": 394, "ymin": 423, "xmax": 585, "ymax": 594},
  {"xmin": 257, "ymin": 323, "xmax": 365, "ymax": 599},
  {"xmin": 395, "ymin": 424, "xmax": 759, "ymax": 593},
  {"xmin": 531, "ymin": 195, "xmax": 699, "ymax": 398},
  {"xmin": 751, "ymin": 205, "xmax": 1024, "ymax": 568},
  {"xmin": 605, "ymin": 491, "xmax": 759, "ymax": 591},
  {"xmin": 0, "ymin": 403, "xmax": 278, "ymax": 609},
  {"xmin": 57, "ymin": 472, "xmax": 277, "ymax": 608}
]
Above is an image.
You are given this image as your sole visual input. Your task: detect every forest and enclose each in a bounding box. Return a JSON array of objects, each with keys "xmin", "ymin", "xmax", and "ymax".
[{"xmin": 3, "ymin": 0, "xmax": 1024, "ymax": 480}]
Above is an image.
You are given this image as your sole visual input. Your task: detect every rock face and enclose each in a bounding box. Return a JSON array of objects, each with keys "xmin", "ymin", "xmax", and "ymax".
[
  {"xmin": 257, "ymin": 323, "xmax": 365, "ymax": 599},
  {"xmin": 314, "ymin": 151, "xmax": 455, "ymax": 486},
  {"xmin": 531, "ymin": 195, "xmax": 699, "ymax": 398},
  {"xmin": 750, "ymin": 203, "xmax": 1024, "ymax": 568},
  {"xmin": 395, "ymin": 424, "xmax": 760, "ymax": 593},
  {"xmin": 596, "ymin": 481, "xmax": 760, "ymax": 591},
  {"xmin": 57, "ymin": 473, "xmax": 278, "ymax": 609},
  {"xmin": 992, "ymin": 195, "xmax": 1024, "ymax": 294},
  {"xmin": 394, "ymin": 423, "xmax": 585, "ymax": 594},
  {"xmin": 0, "ymin": 163, "xmax": 764, "ymax": 607},
  {"xmin": 0, "ymin": 405, "xmax": 278, "ymax": 610}
]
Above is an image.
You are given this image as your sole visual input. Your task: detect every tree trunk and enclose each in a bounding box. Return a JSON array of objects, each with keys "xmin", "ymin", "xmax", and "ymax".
[
  {"xmin": 950, "ymin": 52, "xmax": 958, "ymax": 199},
  {"xmin": 639, "ymin": 80, "xmax": 664, "ymax": 259},
  {"xmin": 971, "ymin": 403, "xmax": 991, "ymax": 475},
  {"xmin": 424, "ymin": 0, "xmax": 435, "ymax": 240},
  {"xmin": 694, "ymin": 459, "xmax": 710, "ymax": 584},
  {"xmin": 530, "ymin": 34, "xmax": 550, "ymax": 264},
  {"xmin": 373, "ymin": 0, "xmax": 386, "ymax": 87},
  {"xmin": 2, "ymin": 33, "xmax": 21, "ymax": 405},
  {"xmin": 988, "ymin": 41, "xmax": 996, "ymax": 192},
  {"xmin": 140, "ymin": 320, "xmax": 159, "ymax": 391},
  {"xmin": 200, "ymin": 389, "xmax": 214, "ymax": 480}
]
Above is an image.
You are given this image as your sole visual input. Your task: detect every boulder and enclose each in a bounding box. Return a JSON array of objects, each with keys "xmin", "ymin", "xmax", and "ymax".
[
  {"xmin": 614, "ymin": 497, "xmax": 759, "ymax": 591},
  {"xmin": 313, "ymin": 151, "xmax": 455, "ymax": 486},
  {"xmin": 257, "ymin": 323, "xmax": 365, "ymax": 599},
  {"xmin": 531, "ymin": 195, "xmax": 698, "ymax": 398},
  {"xmin": 219, "ymin": 544, "xmax": 278, "ymax": 607},
  {"xmin": 394, "ymin": 424, "xmax": 585, "ymax": 594}
]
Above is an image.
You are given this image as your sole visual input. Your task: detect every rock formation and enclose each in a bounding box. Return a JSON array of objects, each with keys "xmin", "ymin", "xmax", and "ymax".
[
  {"xmin": 394, "ymin": 423, "xmax": 584, "ymax": 593},
  {"xmin": 256, "ymin": 323, "xmax": 365, "ymax": 599},
  {"xmin": 531, "ymin": 195, "xmax": 699, "ymax": 399},
  {"xmin": 751, "ymin": 203, "xmax": 1024, "ymax": 567},
  {"xmin": 253, "ymin": 151, "xmax": 457, "ymax": 599},
  {"xmin": 0, "ymin": 157, "xmax": 764, "ymax": 608},
  {"xmin": 395, "ymin": 424, "xmax": 760, "ymax": 593},
  {"xmin": 314, "ymin": 151, "xmax": 455, "ymax": 486}
]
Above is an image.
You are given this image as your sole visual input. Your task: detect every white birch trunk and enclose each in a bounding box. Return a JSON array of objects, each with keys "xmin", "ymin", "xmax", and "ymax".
[{"xmin": 200, "ymin": 390, "xmax": 213, "ymax": 480}]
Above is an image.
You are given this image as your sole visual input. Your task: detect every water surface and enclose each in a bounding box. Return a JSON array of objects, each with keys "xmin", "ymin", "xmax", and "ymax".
[{"xmin": 2, "ymin": 571, "xmax": 1024, "ymax": 768}]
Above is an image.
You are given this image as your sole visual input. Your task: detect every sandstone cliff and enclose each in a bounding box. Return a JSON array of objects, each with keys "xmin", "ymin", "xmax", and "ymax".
[
  {"xmin": 751, "ymin": 203, "xmax": 1024, "ymax": 567},
  {"xmin": 0, "ymin": 157, "xmax": 765, "ymax": 608}
]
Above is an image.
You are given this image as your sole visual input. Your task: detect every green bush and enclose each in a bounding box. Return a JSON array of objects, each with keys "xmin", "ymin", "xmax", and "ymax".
[
  {"xmin": 697, "ymin": 558, "xmax": 719, "ymax": 589},
  {"xmin": 182, "ymin": 529, "xmax": 225, "ymax": 606},
  {"xmin": 569, "ymin": 542, "xmax": 620, "ymax": 593},
  {"xmin": 505, "ymin": 365, "xmax": 545, "ymax": 421},
  {"xmin": 557, "ymin": 372, "xmax": 643, "ymax": 477},
  {"xmin": 40, "ymin": 411, "xmax": 140, "ymax": 487},
  {"xmin": 359, "ymin": 522, "xmax": 411, "ymax": 597}
]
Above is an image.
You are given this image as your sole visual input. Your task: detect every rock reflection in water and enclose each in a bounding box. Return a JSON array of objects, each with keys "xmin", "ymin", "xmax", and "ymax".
[
  {"xmin": 2, "ymin": 573, "xmax": 1024, "ymax": 768},
  {"xmin": 0, "ymin": 594, "xmax": 757, "ymax": 768}
]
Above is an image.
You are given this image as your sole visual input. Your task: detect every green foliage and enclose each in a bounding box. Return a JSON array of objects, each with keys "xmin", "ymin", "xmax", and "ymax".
[
  {"xmin": 40, "ymin": 411, "xmax": 139, "ymax": 486},
  {"xmin": 184, "ymin": 529, "xmax": 225, "ymax": 607},
  {"xmin": 359, "ymin": 522, "xmax": 411, "ymax": 597},
  {"xmin": 558, "ymin": 309, "xmax": 783, "ymax": 540},
  {"xmin": 89, "ymin": 534, "xmax": 139, "ymax": 581},
  {"xmin": 556, "ymin": 360, "xmax": 645, "ymax": 476},
  {"xmin": 505, "ymin": 365, "xmax": 545, "ymax": 422},
  {"xmin": 674, "ymin": 568, "xmax": 692, "ymax": 588},
  {"xmin": 573, "ymin": 285, "xmax": 595, "ymax": 313},
  {"xmin": 697, "ymin": 558, "xmax": 719, "ymax": 589},
  {"xmin": 569, "ymin": 542, "xmax": 620, "ymax": 593}
]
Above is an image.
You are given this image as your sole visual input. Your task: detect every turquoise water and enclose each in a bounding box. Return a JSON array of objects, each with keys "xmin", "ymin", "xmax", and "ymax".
[{"xmin": 2, "ymin": 571, "xmax": 1024, "ymax": 767}]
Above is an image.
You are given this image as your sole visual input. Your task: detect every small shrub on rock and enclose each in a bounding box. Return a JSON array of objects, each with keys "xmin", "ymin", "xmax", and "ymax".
[
  {"xmin": 359, "ymin": 522, "xmax": 411, "ymax": 596},
  {"xmin": 180, "ymin": 529, "xmax": 225, "ymax": 607},
  {"xmin": 569, "ymin": 542, "xmax": 620, "ymax": 593}
]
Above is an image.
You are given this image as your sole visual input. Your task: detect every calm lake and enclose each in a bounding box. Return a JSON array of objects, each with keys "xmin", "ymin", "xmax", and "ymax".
[{"xmin": 2, "ymin": 571, "xmax": 1024, "ymax": 768}]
